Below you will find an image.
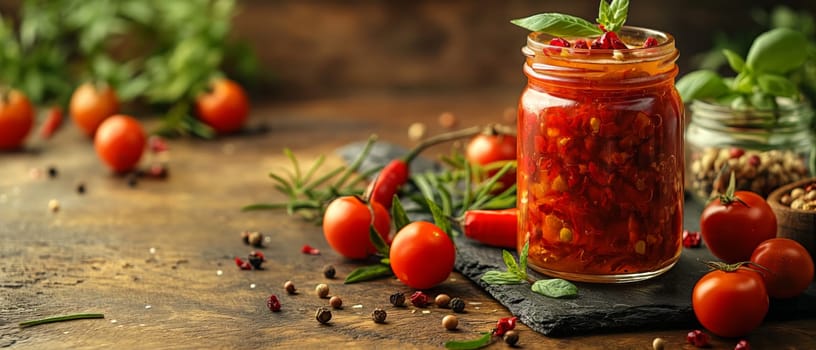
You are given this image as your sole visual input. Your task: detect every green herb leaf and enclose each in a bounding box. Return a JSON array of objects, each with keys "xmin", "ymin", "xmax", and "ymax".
[
  {"xmin": 481, "ymin": 271, "xmax": 524, "ymax": 285},
  {"xmin": 391, "ymin": 195, "xmax": 411, "ymax": 233},
  {"xmin": 519, "ymin": 240, "xmax": 529, "ymax": 278},
  {"xmin": 427, "ymin": 196, "xmax": 453, "ymax": 238},
  {"xmin": 19, "ymin": 313, "xmax": 105, "ymax": 328},
  {"xmin": 722, "ymin": 49, "xmax": 746, "ymax": 73},
  {"xmin": 444, "ymin": 332, "xmax": 493, "ymax": 350},
  {"xmin": 732, "ymin": 71, "xmax": 756, "ymax": 94},
  {"xmin": 757, "ymin": 73, "xmax": 798, "ymax": 97},
  {"xmin": 369, "ymin": 225, "xmax": 390, "ymax": 257},
  {"xmin": 675, "ymin": 70, "xmax": 730, "ymax": 101},
  {"xmin": 502, "ymin": 250, "xmax": 519, "ymax": 274},
  {"xmin": 511, "ymin": 13, "xmax": 603, "ymax": 37},
  {"xmin": 344, "ymin": 264, "xmax": 392, "ymax": 284},
  {"xmin": 597, "ymin": 0, "xmax": 629, "ymax": 33},
  {"xmin": 746, "ymin": 27, "xmax": 808, "ymax": 74},
  {"xmin": 532, "ymin": 279, "xmax": 579, "ymax": 299}
]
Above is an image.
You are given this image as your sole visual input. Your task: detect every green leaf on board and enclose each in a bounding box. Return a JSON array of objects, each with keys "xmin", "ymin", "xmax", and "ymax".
[
  {"xmin": 344, "ymin": 264, "xmax": 392, "ymax": 284},
  {"xmin": 532, "ymin": 279, "xmax": 579, "ymax": 299}
]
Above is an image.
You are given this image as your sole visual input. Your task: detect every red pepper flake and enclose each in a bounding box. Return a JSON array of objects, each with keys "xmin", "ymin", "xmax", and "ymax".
[
  {"xmin": 734, "ymin": 340, "xmax": 751, "ymax": 350},
  {"xmin": 301, "ymin": 244, "xmax": 320, "ymax": 255},
  {"xmin": 642, "ymin": 37, "xmax": 659, "ymax": 48},
  {"xmin": 686, "ymin": 329, "xmax": 710, "ymax": 348},
  {"xmin": 235, "ymin": 257, "xmax": 252, "ymax": 270},
  {"xmin": 149, "ymin": 136, "xmax": 169, "ymax": 153},
  {"xmin": 493, "ymin": 316, "xmax": 518, "ymax": 336},
  {"xmin": 409, "ymin": 291, "xmax": 431, "ymax": 307},
  {"xmin": 267, "ymin": 295, "xmax": 281, "ymax": 312},
  {"xmin": 682, "ymin": 230, "xmax": 702, "ymax": 248}
]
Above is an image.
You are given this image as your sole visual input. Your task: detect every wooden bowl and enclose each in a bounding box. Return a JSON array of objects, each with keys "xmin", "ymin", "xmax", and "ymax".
[{"xmin": 767, "ymin": 177, "xmax": 816, "ymax": 264}]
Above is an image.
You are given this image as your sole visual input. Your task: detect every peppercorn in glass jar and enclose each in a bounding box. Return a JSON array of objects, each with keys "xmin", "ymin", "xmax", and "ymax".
[
  {"xmin": 685, "ymin": 99, "xmax": 814, "ymax": 202},
  {"xmin": 517, "ymin": 27, "xmax": 684, "ymax": 283}
]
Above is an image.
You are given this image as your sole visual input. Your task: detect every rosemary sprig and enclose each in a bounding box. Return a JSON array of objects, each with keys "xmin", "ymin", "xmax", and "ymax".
[{"xmin": 19, "ymin": 313, "xmax": 105, "ymax": 328}]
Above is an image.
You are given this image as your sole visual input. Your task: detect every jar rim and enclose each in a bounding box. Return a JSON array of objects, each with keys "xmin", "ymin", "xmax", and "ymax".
[{"xmin": 524, "ymin": 26, "xmax": 676, "ymax": 63}]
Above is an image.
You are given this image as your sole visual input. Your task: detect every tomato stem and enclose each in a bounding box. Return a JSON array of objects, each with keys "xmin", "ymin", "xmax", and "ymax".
[{"xmin": 715, "ymin": 171, "xmax": 749, "ymax": 207}]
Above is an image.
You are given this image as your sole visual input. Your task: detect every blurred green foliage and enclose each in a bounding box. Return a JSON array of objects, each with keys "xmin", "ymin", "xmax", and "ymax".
[{"xmin": 0, "ymin": 0, "xmax": 260, "ymax": 137}]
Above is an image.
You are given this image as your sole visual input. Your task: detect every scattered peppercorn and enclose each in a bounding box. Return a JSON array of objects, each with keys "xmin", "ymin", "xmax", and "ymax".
[
  {"xmin": 438, "ymin": 112, "xmax": 457, "ymax": 129},
  {"xmin": 389, "ymin": 292, "xmax": 406, "ymax": 307},
  {"xmin": 248, "ymin": 251, "xmax": 265, "ymax": 269},
  {"xmin": 315, "ymin": 307, "xmax": 332, "ymax": 324},
  {"xmin": 686, "ymin": 330, "xmax": 710, "ymax": 348},
  {"xmin": 408, "ymin": 122, "xmax": 427, "ymax": 141},
  {"xmin": 316, "ymin": 283, "xmax": 330, "ymax": 298},
  {"xmin": 449, "ymin": 297, "xmax": 465, "ymax": 313},
  {"xmin": 652, "ymin": 337, "xmax": 666, "ymax": 350},
  {"xmin": 371, "ymin": 308, "xmax": 387, "ymax": 323},
  {"xmin": 267, "ymin": 295, "xmax": 281, "ymax": 312},
  {"xmin": 47, "ymin": 166, "xmax": 58, "ymax": 178},
  {"xmin": 127, "ymin": 173, "xmax": 138, "ymax": 188},
  {"xmin": 284, "ymin": 280, "xmax": 296, "ymax": 294},
  {"xmin": 503, "ymin": 330, "xmax": 519, "ymax": 346},
  {"xmin": 435, "ymin": 294, "xmax": 451, "ymax": 308},
  {"xmin": 329, "ymin": 296, "xmax": 343, "ymax": 309},
  {"xmin": 410, "ymin": 291, "xmax": 431, "ymax": 307},
  {"xmin": 682, "ymin": 230, "xmax": 702, "ymax": 248},
  {"xmin": 76, "ymin": 183, "xmax": 86, "ymax": 195},
  {"xmin": 323, "ymin": 264, "xmax": 336, "ymax": 279},
  {"xmin": 494, "ymin": 316, "xmax": 517, "ymax": 336},
  {"xmin": 735, "ymin": 340, "xmax": 751, "ymax": 350},
  {"xmin": 247, "ymin": 232, "xmax": 264, "ymax": 247},
  {"xmin": 442, "ymin": 315, "xmax": 458, "ymax": 330},
  {"xmin": 48, "ymin": 199, "xmax": 60, "ymax": 212}
]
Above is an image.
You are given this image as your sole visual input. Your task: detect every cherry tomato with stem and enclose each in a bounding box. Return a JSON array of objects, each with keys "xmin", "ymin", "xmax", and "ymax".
[
  {"xmin": 195, "ymin": 78, "xmax": 250, "ymax": 134},
  {"xmin": 692, "ymin": 262, "xmax": 768, "ymax": 338},
  {"xmin": 94, "ymin": 115, "xmax": 146, "ymax": 173},
  {"xmin": 390, "ymin": 221, "xmax": 455, "ymax": 289},
  {"xmin": 322, "ymin": 196, "xmax": 391, "ymax": 260},
  {"xmin": 750, "ymin": 238, "xmax": 814, "ymax": 299},
  {"xmin": 0, "ymin": 89, "xmax": 34, "ymax": 151},
  {"xmin": 700, "ymin": 173, "xmax": 776, "ymax": 263},
  {"xmin": 465, "ymin": 131, "xmax": 517, "ymax": 191},
  {"xmin": 70, "ymin": 82, "xmax": 119, "ymax": 137}
]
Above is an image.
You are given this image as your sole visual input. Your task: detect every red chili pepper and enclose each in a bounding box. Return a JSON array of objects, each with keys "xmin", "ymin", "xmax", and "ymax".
[
  {"xmin": 367, "ymin": 159, "xmax": 409, "ymax": 210},
  {"xmin": 462, "ymin": 208, "xmax": 518, "ymax": 249},
  {"xmin": 39, "ymin": 106, "xmax": 63, "ymax": 139},
  {"xmin": 493, "ymin": 316, "xmax": 517, "ymax": 336}
]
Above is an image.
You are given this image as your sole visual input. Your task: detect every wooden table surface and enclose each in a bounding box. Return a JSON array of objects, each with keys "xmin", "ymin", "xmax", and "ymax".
[{"xmin": 2, "ymin": 89, "xmax": 815, "ymax": 349}]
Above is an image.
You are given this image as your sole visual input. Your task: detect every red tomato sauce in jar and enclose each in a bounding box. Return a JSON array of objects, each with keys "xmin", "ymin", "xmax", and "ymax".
[{"xmin": 517, "ymin": 27, "xmax": 684, "ymax": 283}]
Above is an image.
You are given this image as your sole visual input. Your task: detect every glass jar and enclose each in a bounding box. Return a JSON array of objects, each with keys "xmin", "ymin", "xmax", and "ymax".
[
  {"xmin": 517, "ymin": 27, "xmax": 684, "ymax": 283},
  {"xmin": 685, "ymin": 99, "xmax": 814, "ymax": 202}
]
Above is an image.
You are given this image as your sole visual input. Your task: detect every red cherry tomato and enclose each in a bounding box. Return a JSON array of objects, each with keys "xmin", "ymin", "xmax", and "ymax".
[
  {"xmin": 0, "ymin": 90, "xmax": 34, "ymax": 150},
  {"xmin": 465, "ymin": 133, "xmax": 517, "ymax": 190},
  {"xmin": 700, "ymin": 191, "xmax": 777, "ymax": 263},
  {"xmin": 94, "ymin": 115, "xmax": 146, "ymax": 173},
  {"xmin": 750, "ymin": 238, "xmax": 814, "ymax": 299},
  {"xmin": 692, "ymin": 265, "xmax": 768, "ymax": 338},
  {"xmin": 322, "ymin": 196, "xmax": 391, "ymax": 260},
  {"xmin": 195, "ymin": 79, "xmax": 249, "ymax": 134},
  {"xmin": 70, "ymin": 83, "xmax": 120, "ymax": 137},
  {"xmin": 389, "ymin": 221, "xmax": 455, "ymax": 289}
]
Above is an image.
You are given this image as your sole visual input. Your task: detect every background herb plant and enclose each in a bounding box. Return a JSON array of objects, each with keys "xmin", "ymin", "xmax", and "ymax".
[{"xmin": 0, "ymin": 0, "xmax": 260, "ymax": 136}]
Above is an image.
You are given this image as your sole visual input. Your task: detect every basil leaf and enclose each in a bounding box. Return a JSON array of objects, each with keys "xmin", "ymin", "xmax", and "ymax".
[
  {"xmin": 532, "ymin": 279, "xmax": 579, "ymax": 299},
  {"xmin": 757, "ymin": 73, "xmax": 798, "ymax": 97},
  {"xmin": 369, "ymin": 225, "xmax": 390, "ymax": 257},
  {"xmin": 444, "ymin": 332, "xmax": 492, "ymax": 350},
  {"xmin": 511, "ymin": 13, "xmax": 603, "ymax": 37},
  {"xmin": 722, "ymin": 49, "xmax": 746, "ymax": 73},
  {"xmin": 733, "ymin": 71, "xmax": 755, "ymax": 94},
  {"xmin": 518, "ymin": 240, "xmax": 529, "ymax": 279},
  {"xmin": 676, "ymin": 70, "xmax": 730, "ymax": 101},
  {"xmin": 746, "ymin": 28, "xmax": 808, "ymax": 74},
  {"xmin": 502, "ymin": 250, "xmax": 519, "ymax": 274},
  {"xmin": 427, "ymin": 196, "xmax": 453, "ymax": 238},
  {"xmin": 597, "ymin": 0, "xmax": 628, "ymax": 33},
  {"xmin": 481, "ymin": 271, "xmax": 524, "ymax": 285},
  {"xmin": 344, "ymin": 264, "xmax": 392, "ymax": 284},
  {"xmin": 390, "ymin": 195, "xmax": 411, "ymax": 234}
]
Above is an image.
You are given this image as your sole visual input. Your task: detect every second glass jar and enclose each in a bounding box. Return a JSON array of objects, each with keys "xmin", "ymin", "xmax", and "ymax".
[{"xmin": 517, "ymin": 27, "xmax": 685, "ymax": 283}]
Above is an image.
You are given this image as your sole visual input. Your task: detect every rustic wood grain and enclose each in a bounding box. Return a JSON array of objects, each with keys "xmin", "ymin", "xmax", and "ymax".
[{"xmin": 2, "ymin": 89, "xmax": 815, "ymax": 349}]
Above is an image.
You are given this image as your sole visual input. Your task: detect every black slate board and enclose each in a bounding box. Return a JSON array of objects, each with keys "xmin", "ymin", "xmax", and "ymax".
[{"xmin": 339, "ymin": 141, "xmax": 816, "ymax": 337}]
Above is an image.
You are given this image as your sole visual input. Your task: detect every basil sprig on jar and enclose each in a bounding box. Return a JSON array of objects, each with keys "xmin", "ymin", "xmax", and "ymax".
[{"xmin": 677, "ymin": 28, "xmax": 810, "ymax": 110}]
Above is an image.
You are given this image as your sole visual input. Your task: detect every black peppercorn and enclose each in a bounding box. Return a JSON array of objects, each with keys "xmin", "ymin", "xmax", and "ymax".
[
  {"xmin": 503, "ymin": 330, "xmax": 519, "ymax": 346},
  {"xmin": 248, "ymin": 251, "xmax": 265, "ymax": 269},
  {"xmin": 284, "ymin": 280, "xmax": 296, "ymax": 294},
  {"xmin": 315, "ymin": 307, "xmax": 332, "ymax": 324},
  {"xmin": 389, "ymin": 292, "xmax": 405, "ymax": 307},
  {"xmin": 47, "ymin": 166, "xmax": 58, "ymax": 178},
  {"xmin": 127, "ymin": 173, "xmax": 139, "ymax": 188},
  {"xmin": 322, "ymin": 264, "xmax": 336, "ymax": 279},
  {"xmin": 371, "ymin": 308, "xmax": 387, "ymax": 323},
  {"xmin": 449, "ymin": 297, "xmax": 465, "ymax": 313},
  {"xmin": 76, "ymin": 183, "xmax": 86, "ymax": 194}
]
